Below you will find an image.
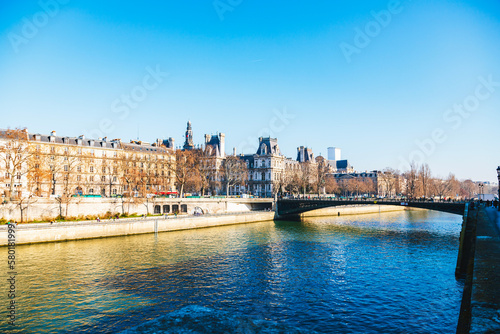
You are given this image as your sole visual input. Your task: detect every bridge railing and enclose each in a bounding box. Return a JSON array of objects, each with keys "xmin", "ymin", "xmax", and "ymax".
[{"xmin": 278, "ymin": 197, "xmax": 468, "ymax": 204}]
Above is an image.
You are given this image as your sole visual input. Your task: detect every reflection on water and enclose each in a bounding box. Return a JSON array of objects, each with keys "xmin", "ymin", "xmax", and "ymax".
[{"xmin": 0, "ymin": 210, "xmax": 463, "ymax": 333}]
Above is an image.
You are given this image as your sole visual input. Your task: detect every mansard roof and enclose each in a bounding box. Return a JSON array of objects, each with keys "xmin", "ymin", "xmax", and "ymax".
[
  {"xmin": 205, "ymin": 134, "xmax": 222, "ymax": 157},
  {"xmin": 256, "ymin": 137, "xmax": 280, "ymax": 155},
  {"xmin": 0, "ymin": 129, "xmax": 172, "ymax": 154},
  {"xmin": 29, "ymin": 133, "xmax": 122, "ymax": 149}
]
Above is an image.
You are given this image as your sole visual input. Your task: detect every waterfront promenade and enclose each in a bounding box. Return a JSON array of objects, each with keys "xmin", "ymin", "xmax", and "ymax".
[{"xmin": 469, "ymin": 207, "xmax": 500, "ymax": 333}]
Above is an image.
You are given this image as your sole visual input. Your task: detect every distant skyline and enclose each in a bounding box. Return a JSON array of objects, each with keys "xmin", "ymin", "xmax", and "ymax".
[{"xmin": 1, "ymin": 1, "xmax": 499, "ymax": 182}]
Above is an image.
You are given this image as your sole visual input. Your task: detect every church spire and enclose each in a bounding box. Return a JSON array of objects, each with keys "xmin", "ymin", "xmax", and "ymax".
[{"xmin": 183, "ymin": 120, "xmax": 194, "ymax": 150}]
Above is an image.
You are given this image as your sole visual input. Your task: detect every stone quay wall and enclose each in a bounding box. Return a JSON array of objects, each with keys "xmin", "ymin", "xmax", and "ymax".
[
  {"xmin": 0, "ymin": 197, "xmax": 274, "ymax": 222},
  {"xmin": 0, "ymin": 211, "xmax": 276, "ymax": 246}
]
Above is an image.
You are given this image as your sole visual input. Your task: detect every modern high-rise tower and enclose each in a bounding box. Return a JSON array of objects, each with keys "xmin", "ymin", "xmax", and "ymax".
[{"xmin": 327, "ymin": 147, "xmax": 341, "ymax": 161}]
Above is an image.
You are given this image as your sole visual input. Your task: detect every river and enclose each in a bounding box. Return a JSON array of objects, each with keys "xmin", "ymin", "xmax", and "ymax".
[{"xmin": 0, "ymin": 209, "xmax": 463, "ymax": 333}]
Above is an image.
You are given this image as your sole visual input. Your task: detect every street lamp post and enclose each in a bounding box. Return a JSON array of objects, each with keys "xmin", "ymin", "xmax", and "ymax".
[
  {"xmin": 497, "ymin": 166, "xmax": 500, "ymax": 211},
  {"xmin": 478, "ymin": 183, "xmax": 484, "ymax": 202}
]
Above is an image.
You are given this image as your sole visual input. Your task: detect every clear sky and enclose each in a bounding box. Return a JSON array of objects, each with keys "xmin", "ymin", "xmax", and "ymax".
[{"xmin": 1, "ymin": 0, "xmax": 499, "ymax": 182}]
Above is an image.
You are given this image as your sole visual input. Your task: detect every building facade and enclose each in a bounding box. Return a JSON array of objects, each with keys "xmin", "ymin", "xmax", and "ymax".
[
  {"xmin": 239, "ymin": 137, "xmax": 300, "ymax": 197},
  {"xmin": 0, "ymin": 129, "xmax": 176, "ymax": 200}
]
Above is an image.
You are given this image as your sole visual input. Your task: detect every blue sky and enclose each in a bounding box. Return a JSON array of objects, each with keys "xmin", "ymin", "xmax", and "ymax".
[{"xmin": 0, "ymin": 0, "xmax": 499, "ymax": 182}]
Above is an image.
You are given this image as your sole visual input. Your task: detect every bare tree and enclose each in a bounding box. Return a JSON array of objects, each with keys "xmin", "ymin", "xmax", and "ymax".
[
  {"xmin": 56, "ymin": 146, "xmax": 82, "ymax": 218},
  {"xmin": 0, "ymin": 128, "xmax": 42, "ymax": 222},
  {"xmin": 272, "ymin": 167, "xmax": 292, "ymax": 197},
  {"xmin": 221, "ymin": 156, "xmax": 247, "ymax": 197},
  {"xmin": 175, "ymin": 150, "xmax": 198, "ymax": 198},
  {"xmin": 0, "ymin": 128, "xmax": 32, "ymax": 201},
  {"xmin": 419, "ymin": 163, "xmax": 432, "ymax": 199},
  {"xmin": 324, "ymin": 175, "xmax": 338, "ymax": 195},
  {"xmin": 297, "ymin": 162, "xmax": 315, "ymax": 196},
  {"xmin": 459, "ymin": 179, "xmax": 477, "ymax": 200},
  {"xmin": 286, "ymin": 169, "xmax": 302, "ymax": 196},
  {"xmin": 315, "ymin": 157, "xmax": 329, "ymax": 196},
  {"xmin": 196, "ymin": 149, "xmax": 212, "ymax": 196},
  {"xmin": 117, "ymin": 149, "xmax": 143, "ymax": 215},
  {"xmin": 403, "ymin": 162, "xmax": 420, "ymax": 199},
  {"xmin": 380, "ymin": 168, "xmax": 400, "ymax": 197}
]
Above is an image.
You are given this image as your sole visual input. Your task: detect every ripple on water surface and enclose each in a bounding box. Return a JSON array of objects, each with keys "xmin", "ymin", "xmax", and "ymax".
[{"xmin": 0, "ymin": 210, "xmax": 463, "ymax": 333}]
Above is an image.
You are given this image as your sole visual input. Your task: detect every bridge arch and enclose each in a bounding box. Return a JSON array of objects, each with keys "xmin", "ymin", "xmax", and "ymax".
[{"xmin": 276, "ymin": 199, "xmax": 467, "ymax": 218}]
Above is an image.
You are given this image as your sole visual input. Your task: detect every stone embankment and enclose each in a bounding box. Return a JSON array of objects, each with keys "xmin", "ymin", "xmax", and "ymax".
[
  {"xmin": 0, "ymin": 197, "xmax": 273, "ymax": 222},
  {"xmin": 0, "ymin": 211, "xmax": 275, "ymax": 246},
  {"xmin": 297, "ymin": 204, "xmax": 411, "ymax": 218}
]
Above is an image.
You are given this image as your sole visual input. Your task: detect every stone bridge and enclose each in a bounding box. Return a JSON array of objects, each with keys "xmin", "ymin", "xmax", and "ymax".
[{"xmin": 276, "ymin": 198, "xmax": 467, "ymax": 218}]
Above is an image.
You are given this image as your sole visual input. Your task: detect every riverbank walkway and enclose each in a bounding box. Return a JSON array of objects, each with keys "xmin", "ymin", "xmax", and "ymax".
[{"xmin": 469, "ymin": 207, "xmax": 500, "ymax": 333}]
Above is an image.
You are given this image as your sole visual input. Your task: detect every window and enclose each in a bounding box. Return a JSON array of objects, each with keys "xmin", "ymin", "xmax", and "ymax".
[
  {"xmin": 112, "ymin": 189, "xmax": 117, "ymax": 195},
  {"xmin": 113, "ymin": 176, "xmax": 117, "ymax": 182},
  {"xmin": 50, "ymin": 147, "xmax": 55, "ymax": 153},
  {"xmin": 89, "ymin": 188, "xmax": 94, "ymax": 194},
  {"xmin": 90, "ymin": 176, "xmax": 94, "ymax": 182},
  {"xmin": 102, "ymin": 167, "xmax": 106, "ymax": 173},
  {"xmin": 77, "ymin": 175, "xmax": 81, "ymax": 182},
  {"xmin": 101, "ymin": 176, "xmax": 106, "ymax": 182},
  {"xmin": 16, "ymin": 173, "xmax": 21, "ymax": 180},
  {"xmin": 64, "ymin": 165, "xmax": 69, "ymax": 172},
  {"xmin": 90, "ymin": 166, "xmax": 94, "ymax": 173},
  {"xmin": 77, "ymin": 166, "xmax": 81, "ymax": 172}
]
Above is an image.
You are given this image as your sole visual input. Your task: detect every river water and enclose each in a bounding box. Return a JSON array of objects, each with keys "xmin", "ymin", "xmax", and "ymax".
[{"xmin": 1, "ymin": 210, "xmax": 463, "ymax": 333}]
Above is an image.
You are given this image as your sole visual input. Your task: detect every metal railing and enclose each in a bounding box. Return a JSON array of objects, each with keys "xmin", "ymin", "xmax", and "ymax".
[{"xmin": 279, "ymin": 196, "xmax": 468, "ymax": 204}]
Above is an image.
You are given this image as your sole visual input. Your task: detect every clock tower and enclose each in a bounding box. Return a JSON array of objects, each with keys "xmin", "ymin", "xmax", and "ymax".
[{"xmin": 183, "ymin": 120, "xmax": 195, "ymax": 150}]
